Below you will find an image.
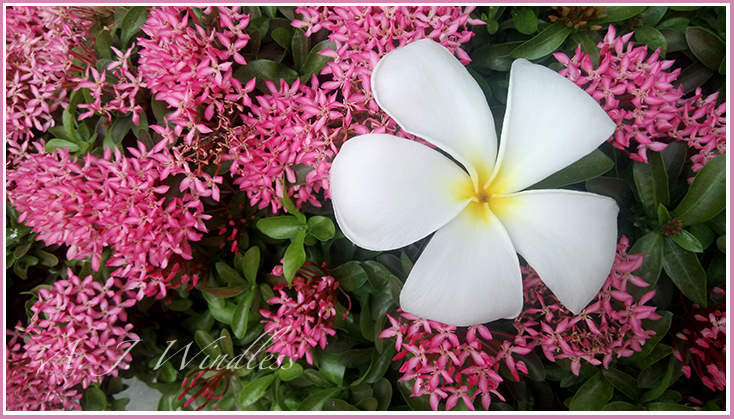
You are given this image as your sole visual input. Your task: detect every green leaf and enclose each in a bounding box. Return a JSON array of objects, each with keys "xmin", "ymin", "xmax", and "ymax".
[
  {"xmin": 675, "ymin": 62, "xmax": 715, "ymax": 94},
  {"xmin": 45, "ymin": 139, "xmax": 80, "ymax": 153},
  {"xmin": 662, "ymin": 237, "xmax": 707, "ymax": 306},
  {"xmin": 307, "ymin": 216, "xmax": 335, "ymax": 241},
  {"xmin": 398, "ymin": 380, "xmax": 432, "ymax": 411},
  {"xmin": 301, "ymin": 40, "xmax": 336, "ymax": 81},
  {"xmin": 239, "ymin": 374, "xmax": 276, "ymax": 406},
  {"xmin": 716, "ymin": 235, "xmax": 726, "ymax": 253},
  {"xmin": 85, "ymin": 387, "xmax": 107, "ymax": 411},
  {"xmin": 257, "ymin": 216, "xmax": 305, "ymax": 239},
  {"xmin": 261, "ymin": 5, "xmax": 277, "ymax": 18},
  {"xmin": 470, "ymin": 42, "xmax": 524, "ymax": 72},
  {"xmin": 660, "ymin": 29, "xmax": 688, "ymax": 53},
  {"xmin": 569, "ymin": 372, "xmax": 614, "ymax": 411},
  {"xmin": 602, "ymin": 369, "xmax": 642, "ymax": 400},
  {"xmin": 510, "ymin": 23, "xmax": 572, "ymax": 60},
  {"xmin": 657, "ymin": 17, "xmax": 689, "ymax": 32},
  {"xmin": 634, "ymin": 26, "xmax": 667, "ymax": 57},
  {"xmin": 355, "ymin": 397, "xmax": 379, "ymax": 411},
  {"xmin": 291, "ymin": 28, "xmax": 309, "ymax": 73},
  {"xmin": 209, "ymin": 301, "xmax": 235, "ymax": 325},
  {"xmin": 661, "ymin": 141, "xmax": 688, "ymax": 185},
  {"xmin": 120, "ymin": 6, "xmax": 147, "ymax": 49},
  {"xmin": 633, "ymin": 151, "xmax": 669, "ymax": 219},
  {"xmin": 232, "ymin": 286, "xmax": 257, "ymax": 339},
  {"xmin": 35, "ymin": 249, "xmax": 59, "ymax": 267},
  {"xmin": 280, "ymin": 194, "xmax": 307, "ymax": 224},
  {"xmin": 671, "ymin": 230, "xmax": 704, "ymax": 253},
  {"xmin": 297, "ymin": 387, "xmax": 342, "ymax": 411},
  {"xmin": 571, "ymin": 32, "xmax": 600, "ymax": 67},
  {"xmin": 271, "ymin": 27, "xmax": 294, "ymax": 51},
  {"xmin": 332, "ymin": 261, "xmax": 368, "ymax": 292},
  {"xmin": 528, "ymin": 149, "xmax": 613, "ymax": 190},
  {"xmin": 218, "ymin": 260, "xmax": 249, "ymax": 284},
  {"xmin": 159, "ymin": 360, "xmax": 178, "ymax": 383},
  {"xmin": 194, "ymin": 330, "xmax": 222, "ymax": 361},
  {"xmin": 360, "ymin": 295, "xmax": 375, "ymax": 342},
  {"xmin": 512, "ymin": 7, "xmax": 537, "ymax": 35},
  {"xmin": 590, "ymin": 6, "xmax": 646, "ymax": 24},
  {"xmin": 362, "ymin": 346, "xmax": 397, "ymax": 385},
  {"xmin": 642, "ymin": 6, "xmax": 668, "ymax": 27},
  {"xmin": 686, "ymin": 27, "xmax": 726, "ymax": 70},
  {"xmin": 276, "ymin": 362, "xmax": 303, "ymax": 381},
  {"xmin": 201, "ymin": 284, "xmax": 248, "ymax": 298},
  {"xmin": 645, "ymin": 402, "xmax": 697, "ymax": 411},
  {"xmin": 373, "ymin": 379, "xmax": 392, "ymax": 411},
  {"xmin": 671, "ymin": 153, "xmax": 726, "ymax": 226},
  {"xmin": 639, "ymin": 356, "xmax": 675, "ymax": 403},
  {"xmin": 323, "ymin": 399, "xmax": 360, "ymax": 411},
  {"xmin": 639, "ymin": 311, "xmax": 673, "ymax": 358},
  {"xmin": 302, "ymin": 369, "xmax": 332, "ymax": 388},
  {"xmin": 241, "ymin": 246, "xmax": 260, "ymax": 285},
  {"xmin": 585, "ymin": 177, "xmax": 632, "ymax": 205},
  {"xmin": 283, "ymin": 230, "xmax": 307, "ymax": 283},
  {"xmin": 104, "ymin": 116, "xmax": 134, "ymax": 151},
  {"xmin": 467, "ymin": 68, "xmax": 492, "ymax": 103},
  {"xmin": 233, "ymin": 59, "xmax": 299, "ymax": 92},
  {"xmin": 220, "ymin": 328, "xmax": 235, "ymax": 358},
  {"xmin": 317, "ymin": 351, "xmax": 345, "ymax": 386},
  {"xmin": 602, "ymin": 401, "xmax": 638, "ymax": 411},
  {"xmin": 657, "ymin": 203, "xmax": 672, "ymax": 225},
  {"xmin": 96, "ymin": 29, "xmax": 113, "ymax": 60}
]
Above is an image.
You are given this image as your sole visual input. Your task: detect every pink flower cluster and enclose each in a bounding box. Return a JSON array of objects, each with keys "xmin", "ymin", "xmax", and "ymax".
[
  {"xmin": 673, "ymin": 293, "xmax": 726, "ymax": 392},
  {"xmin": 138, "ymin": 6, "xmax": 252, "ymax": 145},
  {"xmin": 380, "ymin": 311, "xmax": 527, "ymax": 411},
  {"xmin": 555, "ymin": 25, "xmax": 726, "ymax": 169},
  {"xmin": 73, "ymin": 44, "xmax": 146, "ymax": 126},
  {"xmin": 260, "ymin": 263, "xmax": 344, "ymax": 365},
  {"xmin": 514, "ymin": 236, "xmax": 660, "ymax": 375},
  {"xmin": 6, "ymin": 6, "xmax": 89, "ymax": 160},
  {"xmin": 6, "ymin": 269, "xmax": 139, "ymax": 411},
  {"xmin": 5, "ymin": 142, "xmax": 209, "ymax": 298}
]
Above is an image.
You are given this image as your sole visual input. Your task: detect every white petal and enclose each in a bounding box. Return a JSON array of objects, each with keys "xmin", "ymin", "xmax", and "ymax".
[
  {"xmin": 330, "ymin": 133, "xmax": 472, "ymax": 251},
  {"xmin": 372, "ymin": 39, "xmax": 497, "ymax": 184},
  {"xmin": 489, "ymin": 59, "xmax": 616, "ymax": 194},
  {"xmin": 491, "ymin": 189, "xmax": 619, "ymax": 314},
  {"xmin": 400, "ymin": 204, "xmax": 524, "ymax": 326}
]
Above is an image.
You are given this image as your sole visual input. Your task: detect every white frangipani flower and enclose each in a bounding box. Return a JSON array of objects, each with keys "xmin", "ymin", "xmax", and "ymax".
[{"xmin": 330, "ymin": 39, "xmax": 619, "ymax": 326}]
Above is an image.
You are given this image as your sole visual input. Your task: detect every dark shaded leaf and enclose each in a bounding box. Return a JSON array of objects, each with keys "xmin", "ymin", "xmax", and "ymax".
[
  {"xmin": 283, "ymin": 230, "xmax": 307, "ymax": 283},
  {"xmin": 660, "ymin": 29, "xmax": 688, "ymax": 53},
  {"xmin": 602, "ymin": 369, "xmax": 642, "ymax": 400},
  {"xmin": 602, "ymin": 401, "xmax": 638, "ymax": 410},
  {"xmin": 671, "ymin": 153, "xmax": 726, "ymax": 226},
  {"xmin": 301, "ymin": 40, "xmax": 336, "ymax": 81},
  {"xmin": 671, "ymin": 230, "xmax": 704, "ymax": 253},
  {"xmin": 512, "ymin": 7, "xmax": 537, "ymax": 35},
  {"xmin": 398, "ymin": 380, "xmax": 431, "ymax": 411},
  {"xmin": 333, "ymin": 261, "xmax": 368, "ymax": 292},
  {"xmin": 96, "ymin": 29, "xmax": 113, "ymax": 60},
  {"xmin": 634, "ymin": 26, "xmax": 667, "ymax": 56},
  {"xmin": 201, "ymin": 284, "xmax": 248, "ymax": 298},
  {"xmin": 510, "ymin": 23, "xmax": 572, "ymax": 60},
  {"xmin": 85, "ymin": 387, "xmax": 107, "ymax": 411},
  {"xmin": 528, "ymin": 149, "xmax": 613, "ymax": 190},
  {"xmin": 120, "ymin": 6, "xmax": 147, "ymax": 49},
  {"xmin": 633, "ymin": 151, "xmax": 669, "ymax": 219},
  {"xmin": 590, "ymin": 6, "xmax": 646, "ymax": 24},
  {"xmin": 233, "ymin": 59, "xmax": 299, "ymax": 92},
  {"xmin": 569, "ymin": 372, "xmax": 614, "ymax": 411},
  {"xmin": 639, "ymin": 356, "xmax": 675, "ymax": 403},
  {"xmin": 642, "ymin": 6, "xmax": 668, "ymax": 27},
  {"xmin": 471, "ymin": 42, "xmax": 524, "ymax": 72},
  {"xmin": 646, "ymin": 403, "xmax": 697, "ymax": 411},
  {"xmin": 323, "ymin": 398, "xmax": 360, "ymax": 411},
  {"xmin": 194, "ymin": 330, "xmax": 223, "ymax": 360},
  {"xmin": 307, "ymin": 216, "xmax": 335, "ymax": 241},
  {"xmin": 663, "ymin": 238, "xmax": 706, "ymax": 306},
  {"xmin": 239, "ymin": 374, "xmax": 276, "ymax": 406},
  {"xmin": 232, "ymin": 286, "xmax": 256, "ymax": 339},
  {"xmin": 318, "ymin": 350, "xmax": 345, "ymax": 386},
  {"xmin": 241, "ymin": 246, "xmax": 260, "ymax": 285},
  {"xmin": 291, "ymin": 28, "xmax": 308, "ymax": 73},
  {"xmin": 686, "ymin": 27, "xmax": 726, "ymax": 70},
  {"xmin": 297, "ymin": 387, "xmax": 342, "ymax": 411},
  {"xmin": 216, "ymin": 261, "xmax": 247, "ymax": 285}
]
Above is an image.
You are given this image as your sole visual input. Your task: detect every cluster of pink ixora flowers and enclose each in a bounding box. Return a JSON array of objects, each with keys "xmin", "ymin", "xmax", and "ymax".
[
  {"xmin": 514, "ymin": 236, "xmax": 660, "ymax": 374},
  {"xmin": 260, "ymin": 262, "xmax": 348, "ymax": 365},
  {"xmin": 379, "ymin": 311, "xmax": 523, "ymax": 411},
  {"xmin": 5, "ymin": 6, "xmax": 90, "ymax": 162},
  {"xmin": 6, "ymin": 269, "xmax": 139, "ymax": 411},
  {"xmin": 73, "ymin": 43, "xmax": 146, "ymax": 126},
  {"xmin": 673, "ymin": 290, "xmax": 726, "ymax": 392},
  {"xmin": 555, "ymin": 25, "xmax": 726, "ymax": 169},
  {"xmin": 5, "ymin": 141, "xmax": 211, "ymax": 299}
]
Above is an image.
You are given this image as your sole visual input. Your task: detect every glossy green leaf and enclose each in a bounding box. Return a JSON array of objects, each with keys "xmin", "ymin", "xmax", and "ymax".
[
  {"xmin": 585, "ymin": 177, "xmax": 633, "ymax": 205},
  {"xmin": 85, "ymin": 387, "xmax": 107, "ymax": 411},
  {"xmin": 201, "ymin": 284, "xmax": 248, "ymax": 298},
  {"xmin": 159, "ymin": 360, "xmax": 178, "ymax": 383},
  {"xmin": 571, "ymin": 32, "xmax": 600, "ymax": 67},
  {"xmin": 675, "ymin": 62, "xmax": 715, "ymax": 94},
  {"xmin": 233, "ymin": 59, "xmax": 299, "ymax": 92},
  {"xmin": 639, "ymin": 356, "xmax": 675, "ymax": 403},
  {"xmin": 634, "ymin": 26, "xmax": 667, "ymax": 57},
  {"xmin": 602, "ymin": 401, "xmax": 637, "ymax": 411},
  {"xmin": 657, "ymin": 17, "xmax": 689, "ymax": 32},
  {"xmin": 291, "ymin": 28, "xmax": 309, "ymax": 73},
  {"xmin": 283, "ymin": 230, "xmax": 307, "ymax": 283},
  {"xmin": 602, "ymin": 369, "xmax": 642, "ymax": 400},
  {"xmin": 671, "ymin": 230, "xmax": 704, "ymax": 253},
  {"xmin": 35, "ymin": 249, "xmax": 58, "ymax": 267},
  {"xmin": 686, "ymin": 27, "xmax": 726, "ymax": 70},
  {"xmin": 302, "ymin": 369, "xmax": 331, "ymax": 388},
  {"xmin": 276, "ymin": 362, "xmax": 303, "ymax": 381},
  {"xmin": 103, "ymin": 115, "xmax": 133, "ymax": 150},
  {"xmin": 239, "ymin": 374, "xmax": 276, "ymax": 406},
  {"xmin": 660, "ymin": 29, "xmax": 688, "ymax": 53},
  {"xmin": 355, "ymin": 397, "xmax": 379, "ymax": 411},
  {"xmin": 590, "ymin": 6, "xmax": 646, "ymax": 24},
  {"xmin": 360, "ymin": 295, "xmax": 375, "ymax": 342},
  {"xmin": 332, "ymin": 261, "xmax": 368, "ymax": 292},
  {"xmin": 297, "ymin": 387, "xmax": 342, "ymax": 411},
  {"xmin": 467, "ymin": 68, "xmax": 492, "ymax": 103},
  {"xmin": 232, "ymin": 286, "xmax": 256, "ymax": 339},
  {"xmin": 642, "ymin": 6, "xmax": 668, "ymax": 27},
  {"xmin": 529, "ymin": 149, "xmax": 614, "ymax": 190},
  {"xmin": 639, "ymin": 311, "xmax": 673, "ymax": 358},
  {"xmin": 646, "ymin": 403, "xmax": 697, "ymax": 411},
  {"xmin": 241, "ymin": 246, "xmax": 260, "ymax": 285},
  {"xmin": 323, "ymin": 398, "xmax": 360, "ymax": 411},
  {"xmin": 657, "ymin": 203, "xmax": 672, "ymax": 225},
  {"xmin": 510, "ymin": 23, "xmax": 572, "ymax": 60},
  {"xmin": 363, "ymin": 346, "xmax": 396, "ymax": 384},
  {"xmin": 209, "ymin": 301, "xmax": 235, "ymax": 325},
  {"xmin": 398, "ymin": 380, "xmax": 431, "ymax": 411},
  {"xmin": 257, "ymin": 216, "xmax": 305, "ymax": 239},
  {"xmin": 45, "ymin": 139, "xmax": 80, "ymax": 153},
  {"xmin": 317, "ymin": 351, "xmax": 345, "ymax": 386},
  {"xmin": 272, "ymin": 28, "xmax": 294, "ymax": 51},
  {"xmin": 662, "ymin": 237, "xmax": 707, "ymax": 306},
  {"xmin": 512, "ymin": 7, "xmax": 537, "ymax": 35},
  {"xmin": 307, "ymin": 216, "xmax": 335, "ymax": 241},
  {"xmin": 471, "ymin": 42, "xmax": 524, "ymax": 72},
  {"xmin": 671, "ymin": 153, "xmax": 726, "ymax": 226},
  {"xmin": 96, "ymin": 29, "xmax": 113, "ymax": 60},
  {"xmin": 301, "ymin": 40, "xmax": 336, "ymax": 81},
  {"xmin": 120, "ymin": 6, "xmax": 147, "ymax": 49},
  {"xmin": 261, "ymin": 5, "xmax": 277, "ymax": 18},
  {"xmin": 194, "ymin": 330, "xmax": 223, "ymax": 360},
  {"xmin": 633, "ymin": 151, "xmax": 669, "ymax": 219},
  {"xmin": 373, "ymin": 378, "xmax": 392, "ymax": 411},
  {"xmin": 569, "ymin": 372, "xmax": 614, "ymax": 411}
]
